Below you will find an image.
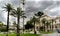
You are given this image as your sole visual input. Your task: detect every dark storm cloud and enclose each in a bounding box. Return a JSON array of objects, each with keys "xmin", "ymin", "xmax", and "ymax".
[
  {"xmin": 25, "ymin": 1, "xmax": 54, "ymax": 13},
  {"xmin": 47, "ymin": 1, "xmax": 60, "ymax": 17},
  {"xmin": 10, "ymin": 0, "xmax": 20, "ymax": 7},
  {"xmin": 0, "ymin": 0, "xmax": 60, "ymax": 24},
  {"xmin": 24, "ymin": 1, "xmax": 55, "ymax": 17}
]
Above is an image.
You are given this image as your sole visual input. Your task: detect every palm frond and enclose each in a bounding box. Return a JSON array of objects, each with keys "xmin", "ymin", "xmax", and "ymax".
[
  {"xmin": 22, "ymin": 15, "xmax": 27, "ymax": 18},
  {"xmin": 3, "ymin": 3, "xmax": 13, "ymax": 12}
]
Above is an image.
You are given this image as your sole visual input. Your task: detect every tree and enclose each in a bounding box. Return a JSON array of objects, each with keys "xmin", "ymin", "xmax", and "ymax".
[
  {"xmin": 0, "ymin": 21, "xmax": 4, "ymax": 27},
  {"xmin": 0, "ymin": 26, "xmax": 7, "ymax": 32},
  {"xmin": 3, "ymin": 3, "xmax": 13, "ymax": 36},
  {"xmin": 25, "ymin": 21, "xmax": 34, "ymax": 30},
  {"xmin": 51, "ymin": 19, "xmax": 55, "ymax": 31},
  {"xmin": 46, "ymin": 21, "xmax": 51, "ymax": 32},
  {"xmin": 22, "ymin": 15, "xmax": 26, "ymax": 34},
  {"xmin": 13, "ymin": 21, "xmax": 17, "ymax": 30},
  {"xmin": 49, "ymin": 20, "xmax": 52, "ymax": 31},
  {"xmin": 13, "ymin": 21, "xmax": 17, "ymax": 26},
  {"xmin": 41, "ymin": 18, "xmax": 47, "ymax": 32},
  {"xmin": 10, "ymin": 7, "xmax": 24, "ymax": 36},
  {"xmin": 35, "ymin": 11, "xmax": 44, "ymax": 31},
  {"xmin": 30, "ymin": 16, "xmax": 39, "ymax": 34},
  {"xmin": 0, "ymin": 22, "xmax": 7, "ymax": 32}
]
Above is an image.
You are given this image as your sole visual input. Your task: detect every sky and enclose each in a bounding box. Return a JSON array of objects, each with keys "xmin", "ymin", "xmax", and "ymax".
[{"xmin": 0, "ymin": 0, "xmax": 60, "ymax": 26}]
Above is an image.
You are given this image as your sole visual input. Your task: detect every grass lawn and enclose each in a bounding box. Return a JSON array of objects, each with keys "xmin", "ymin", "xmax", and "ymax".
[{"xmin": 0, "ymin": 33, "xmax": 40, "ymax": 36}]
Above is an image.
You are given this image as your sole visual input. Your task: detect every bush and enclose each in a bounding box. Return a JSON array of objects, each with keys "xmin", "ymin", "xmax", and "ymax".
[
  {"xmin": 39, "ymin": 26, "xmax": 44, "ymax": 31},
  {"xmin": 25, "ymin": 24, "xmax": 34, "ymax": 30},
  {"xmin": 0, "ymin": 27, "xmax": 7, "ymax": 32}
]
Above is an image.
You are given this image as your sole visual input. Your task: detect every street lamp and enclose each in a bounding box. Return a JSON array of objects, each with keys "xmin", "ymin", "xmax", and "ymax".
[
  {"xmin": 21, "ymin": 0, "xmax": 25, "ymax": 5},
  {"xmin": 20, "ymin": 0, "xmax": 25, "ymax": 11}
]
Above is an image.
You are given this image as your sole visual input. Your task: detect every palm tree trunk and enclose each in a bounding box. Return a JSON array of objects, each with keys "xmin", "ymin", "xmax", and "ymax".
[
  {"xmin": 6, "ymin": 12, "xmax": 9, "ymax": 36},
  {"xmin": 17, "ymin": 16, "xmax": 20, "ymax": 36},
  {"xmin": 34, "ymin": 21, "xmax": 36, "ymax": 34},
  {"xmin": 23, "ymin": 18, "xmax": 24, "ymax": 34},
  {"xmin": 52, "ymin": 25, "xmax": 53, "ymax": 31},
  {"xmin": 44, "ymin": 24, "xmax": 45, "ymax": 32},
  {"xmin": 39, "ymin": 17, "xmax": 41, "ymax": 31},
  {"xmin": 52, "ymin": 22, "xmax": 53, "ymax": 31},
  {"xmin": 47, "ymin": 25, "xmax": 48, "ymax": 32},
  {"xmin": 50, "ymin": 25, "xmax": 51, "ymax": 31}
]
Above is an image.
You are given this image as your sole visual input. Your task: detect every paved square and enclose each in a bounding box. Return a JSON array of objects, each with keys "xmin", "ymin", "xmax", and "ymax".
[{"xmin": 42, "ymin": 33, "xmax": 60, "ymax": 36}]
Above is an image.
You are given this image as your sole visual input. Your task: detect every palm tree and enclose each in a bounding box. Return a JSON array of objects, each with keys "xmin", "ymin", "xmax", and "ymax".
[
  {"xmin": 3, "ymin": 3, "xmax": 13, "ymax": 36},
  {"xmin": 30, "ymin": 16, "xmax": 39, "ymax": 34},
  {"xmin": 41, "ymin": 18, "xmax": 47, "ymax": 32},
  {"xmin": 55, "ymin": 20, "xmax": 57, "ymax": 29},
  {"xmin": 49, "ymin": 20, "xmax": 52, "ymax": 31},
  {"xmin": 22, "ymin": 15, "xmax": 26, "ymax": 34},
  {"xmin": 35, "ymin": 11, "xmax": 44, "ymax": 30},
  {"xmin": 51, "ymin": 19, "xmax": 55, "ymax": 31},
  {"xmin": 46, "ymin": 21, "xmax": 51, "ymax": 32},
  {"xmin": 10, "ymin": 7, "xmax": 24, "ymax": 36}
]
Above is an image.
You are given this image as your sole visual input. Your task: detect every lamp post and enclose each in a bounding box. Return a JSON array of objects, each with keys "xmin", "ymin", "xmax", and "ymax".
[
  {"xmin": 21, "ymin": 0, "xmax": 25, "ymax": 11},
  {"xmin": 21, "ymin": 0, "xmax": 26, "ymax": 34}
]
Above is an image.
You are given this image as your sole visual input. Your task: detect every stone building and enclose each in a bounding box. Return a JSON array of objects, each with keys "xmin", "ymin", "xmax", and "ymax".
[{"xmin": 35, "ymin": 15, "xmax": 60, "ymax": 31}]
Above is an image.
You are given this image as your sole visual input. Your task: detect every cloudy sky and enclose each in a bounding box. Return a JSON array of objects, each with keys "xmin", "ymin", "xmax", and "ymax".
[{"xmin": 0, "ymin": 0, "xmax": 60, "ymax": 26}]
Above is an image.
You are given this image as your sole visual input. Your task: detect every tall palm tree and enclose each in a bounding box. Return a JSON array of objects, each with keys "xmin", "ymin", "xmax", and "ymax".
[
  {"xmin": 41, "ymin": 18, "xmax": 47, "ymax": 32},
  {"xmin": 22, "ymin": 15, "xmax": 26, "ymax": 34},
  {"xmin": 30, "ymin": 16, "xmax": 39, "ymax": 34},
  {"xmin": 35, "ymin": 11, "xmax": 44, "ymax": 30},
  {"xmin": 51, "ymin": 19, "xmax": 54, "ymax": 31},
  {"xmin": 55, "ymin": 20, "xmax": 57, "ymax": 29},
  {"xmin": 49, "ymin": 20, "xmax": 52, "ymax": 31},
  {"xmin": 10, "ymin": 7, "xmax": 24, "ymax": 36},
  {"xmin": 3, "ymin": 3, "xmax": 13, "ymax": 36},
  {"xmin": 46, "ymin": 21, "xmax": 51, "ymax": 32}
]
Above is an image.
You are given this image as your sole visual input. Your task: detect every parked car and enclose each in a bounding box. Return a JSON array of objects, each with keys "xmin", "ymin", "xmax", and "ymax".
[{"xmin": 56, "ymin": 29, "xmax": 60, "ymax": 33}]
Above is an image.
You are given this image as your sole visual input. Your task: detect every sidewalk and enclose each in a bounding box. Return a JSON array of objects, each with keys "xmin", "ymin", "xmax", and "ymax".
[{"xmin": 42, "ymin": 32, "xmax": 60, "ymax": 36}]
